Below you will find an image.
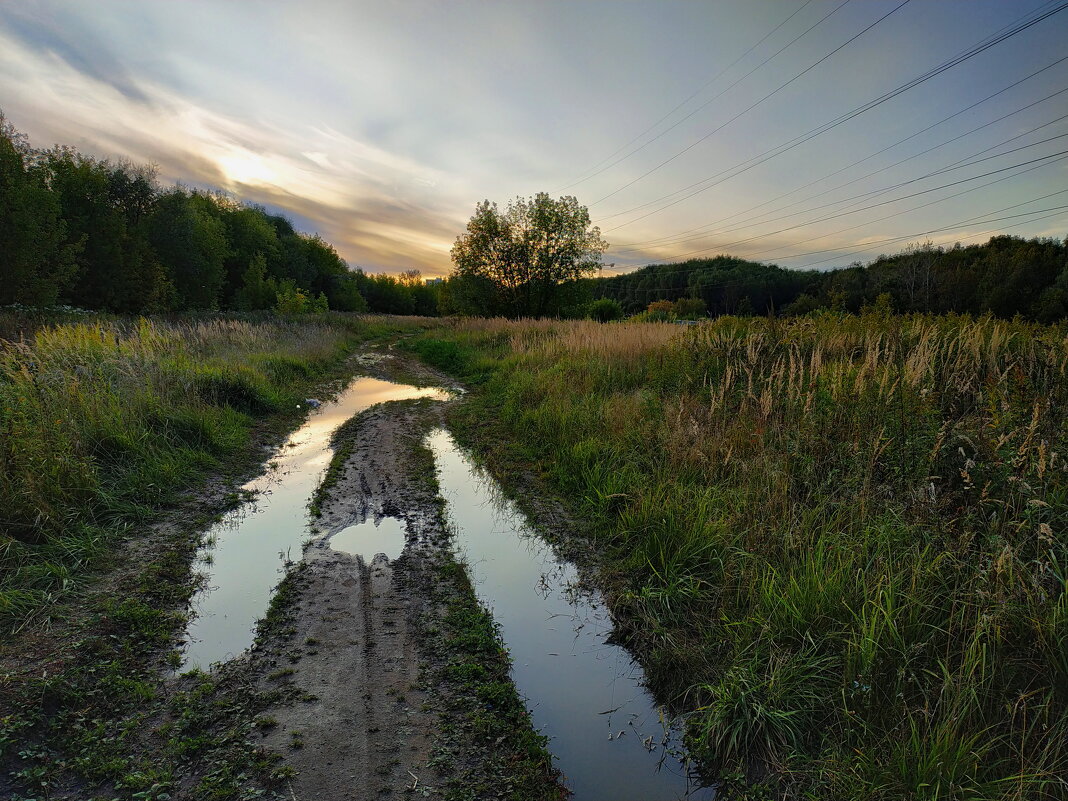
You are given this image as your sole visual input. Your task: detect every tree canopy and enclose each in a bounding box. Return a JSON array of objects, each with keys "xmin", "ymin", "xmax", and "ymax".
[
  {"xmin": 7, "ymin": 111, "xmax": 1064, "ymax": 323},
  {"xmin": 592, "ymin": 238, "xmax": 1068, "ymax": 322},
  {"xmin": 449, "ymin": 193, "xmax": 607, "ymax": 317},
  {"xmin": 0, "ymin": 113, "xmax": 445, "ymax": 317}
]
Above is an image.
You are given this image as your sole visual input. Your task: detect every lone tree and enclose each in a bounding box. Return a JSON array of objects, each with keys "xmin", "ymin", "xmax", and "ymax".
[{"xmin": 449, "ymin": 193, "xmax": 607, "ymax": 317}]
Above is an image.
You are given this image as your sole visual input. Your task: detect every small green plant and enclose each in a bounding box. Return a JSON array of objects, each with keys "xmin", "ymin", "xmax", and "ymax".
[{"xmin": 275, "ymin": 282, "xmax": 329, "ymax": 315}]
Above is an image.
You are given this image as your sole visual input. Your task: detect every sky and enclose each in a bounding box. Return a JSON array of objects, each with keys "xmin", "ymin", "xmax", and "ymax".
[{"xmin": 1, "ymin": 0, "xmax": 1066, "ymax": 278}]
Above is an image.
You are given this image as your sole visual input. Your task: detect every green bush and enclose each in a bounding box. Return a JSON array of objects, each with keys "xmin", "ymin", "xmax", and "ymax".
[{"xmin": 588, "ymin": 298, "xmax": 624, "ymax": 322}]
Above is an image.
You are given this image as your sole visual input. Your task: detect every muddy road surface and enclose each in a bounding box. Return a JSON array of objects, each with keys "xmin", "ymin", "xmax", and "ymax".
[
  {"xmin": 229, "ymin": 350, "xmax": 563, "ymax": 799},
  {"xmin": 251, "ymin": 399, "xmax": 446, "ymax": 798}
]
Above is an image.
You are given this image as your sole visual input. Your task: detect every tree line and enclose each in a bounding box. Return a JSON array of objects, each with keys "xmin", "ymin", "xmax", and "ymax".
[
  {"xmin": 0, "ymin": 113, "xmax": 442, "ymax": 315},
  {"xmin": 593, "ymin": 236, "xmax": 1068, "ymax": 321},
  {"xmin": 5, "ymin": 111, "xmax": 1064, "ymax": 323}
]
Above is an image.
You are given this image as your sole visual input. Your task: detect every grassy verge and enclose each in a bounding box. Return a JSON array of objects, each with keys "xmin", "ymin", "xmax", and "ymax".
[
  {"xmin": 405, "ymin": 313, "xmax": 1068, "ymax": 800},
  {"xmin": 0, "ymin": 312, "xmax": 429, "ymax": 627},
  {"xmin": 308, "ymin": 416, "xmax": 358, "ymax": 519},
  {"xmin": 424, "ymin": 558, "xmax": 566, "ymax": 801},
  {"xmin": 0, "ymin": 312, "xmax": 431, "ymax": 799}
]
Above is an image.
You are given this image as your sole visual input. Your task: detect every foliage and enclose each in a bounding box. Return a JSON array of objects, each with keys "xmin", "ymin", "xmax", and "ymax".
[
  {"xmin": 274, "ymin": 282, "xmax": 329, "ymax": 315},
  {"xmin": 0, "ymin": 315, "xmax": 372, "ymax": 628},
  {"xmin": 0, "ymin": 114, "xmax": 80, "ymax": 306},
  {"xmin": 672, "ymin": 296, "xmax": 706, "ymax": 319},
  {"xmin": 419, "ymin": 313, "xmax": 1068, "ymax": 799},
  {"xmin": 594, "ymin": 236, "xmax": 1068, "ymax": 321},
  {"xmin": 596, "ymin": 254, "xmax": 815, "ymax": 316},
  {"xmin": 450, "ymin": 193, "xmax": 607, "ymax": 318},
  {"xmin": 633, "ymin": 299, "xmax": 677, "ymax": 322},
  {"xmin": 0, "ymin": 114, "xmax": 380, "ymax": 315},
  {"xmin": 588, "ymin": 298, "xmax": 624, "ymax": 322},
  {"xmin": 351, "ymin": 268, "xmax": 439, "ymax": 316}
]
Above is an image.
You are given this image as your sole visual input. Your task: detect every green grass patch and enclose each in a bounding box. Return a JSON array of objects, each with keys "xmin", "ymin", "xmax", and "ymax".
[
  {"xmin": 416, "ymin": 313, "xmax": 1068, "ymax": 800},
  {"xmin": 0, "ymin": 314, "xmax": 387, "ymax": 630}
]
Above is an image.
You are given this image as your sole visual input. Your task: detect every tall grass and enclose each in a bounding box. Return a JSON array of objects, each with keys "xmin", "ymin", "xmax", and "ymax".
[
  {"xmin": 0, "ymin": 314, "xmax": 379, "ymax": 629},
  {"xmin": 419, "ymin": 313, "xmax": 1068, "ymax": 799}
]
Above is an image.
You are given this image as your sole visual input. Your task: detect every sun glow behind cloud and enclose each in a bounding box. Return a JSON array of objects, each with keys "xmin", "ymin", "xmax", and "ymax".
[
  {"xmin": 0, "ymin": 19, "xmax": 468, "ymax": 275},
  {"xmin": 217, "ymin": 149, "xmax": 277, "ymax": 189},
  {"xmin": 1, "ymin": 0, "xmax": 1065, "ymax": 278}
]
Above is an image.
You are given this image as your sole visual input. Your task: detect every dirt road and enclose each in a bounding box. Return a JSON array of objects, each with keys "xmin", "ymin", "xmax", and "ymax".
[
  {"xmin": 0, "ymin": 346, "xmax": 562, "ymax": 801},
  {"xmin": 244, "ymin": 350, "xmax": 563, "ymax": 799}
]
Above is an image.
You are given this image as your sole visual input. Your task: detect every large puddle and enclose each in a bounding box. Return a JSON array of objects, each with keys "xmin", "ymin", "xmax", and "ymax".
[
  {"xmin": 180, "ymin": 376, "xmax": 448, "ymax": 670},
  {"xmin": 179, "ymin": 378, "xmax": 709, "ymax": 797},
  {"xmin": 427, "ymin": 429, "xmax": 712, "ymax": 800}
]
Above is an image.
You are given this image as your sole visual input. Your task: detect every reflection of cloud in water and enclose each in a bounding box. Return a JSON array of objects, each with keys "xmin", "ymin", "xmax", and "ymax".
[
  {"xmin": 428, "ymin": 428, "xmax": 713, "ymax": 800},
  {"xmin": 330, "ymin": 516, "xmax": 407, "ymax": 562},
  {"xmin": 180, "ymin": 377, "xmax": 449, "ymax": 671}
]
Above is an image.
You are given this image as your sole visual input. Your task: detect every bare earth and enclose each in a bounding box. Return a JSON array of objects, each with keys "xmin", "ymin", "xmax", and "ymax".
[{"xmin": 249, "ymin": 356, "xmax": 456, "ymax": 798}]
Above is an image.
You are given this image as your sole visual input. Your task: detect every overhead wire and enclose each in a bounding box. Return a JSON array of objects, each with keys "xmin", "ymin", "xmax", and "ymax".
[
  {"xmin": 591, "ymin": 0, "xmax": 912, "ymax": 206},
  {"xmin": 739, "ymin": 185, "xmax": 1068, "ymax": 262},
  {"xmin": 557, "ymin": 0, "xmax": 820, "ymax": 191},
  {"xmin": 609, "ymin": 57, "xmax": 1068, "ymax": 251},
  {"xmin": 603, "ymin": 204, "xmax": 1068, "ymax": 297},
  {"xmin": 594, "ymin": 1, "xmax": 1068, "ymax": 230},
  {"xmin": 599, "ymin": 177, "xmax": 1068, "ymax": 285},
  {"xmin": 745, "ymin": 175, "xmax": 1068, "ymax": 263},
  {"xmin": 785, "ymin": 206, "xmax": 1068, "ymax": 270},
  {"xmin": 607, "ymin": 116, "xmax": 1068, "ymax": 257},
  {"xmin": 644, "ymin": 148, "xmax": 1068, "ymax": 261}
]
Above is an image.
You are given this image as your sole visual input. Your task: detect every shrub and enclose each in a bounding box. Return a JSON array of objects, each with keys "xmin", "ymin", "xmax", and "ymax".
[{"xmin": 588, "ymin": 298, "xmax": 624, "ymax": 322}]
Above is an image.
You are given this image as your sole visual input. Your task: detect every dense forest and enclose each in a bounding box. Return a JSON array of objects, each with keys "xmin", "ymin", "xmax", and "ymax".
[
  {"xmin": 593, "ymin": 235, "xmax": 1068, "ymax": 321},
  {"xmin": 4, "ymin": 115, "xmax": 1066, "ymax": 323},
  {"xmin": 0, "ymin": 114, "xmax": 440, "ymax": 316}
]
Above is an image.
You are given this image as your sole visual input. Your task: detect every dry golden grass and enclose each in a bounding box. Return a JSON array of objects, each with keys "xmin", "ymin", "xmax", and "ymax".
[
  {"xmin": 428, "ymin": 310, "xmax": 1068, "ymax": 798},
  {"xmin": 447, "ymin": 316, "xmax": 684, "ymax": 361}
]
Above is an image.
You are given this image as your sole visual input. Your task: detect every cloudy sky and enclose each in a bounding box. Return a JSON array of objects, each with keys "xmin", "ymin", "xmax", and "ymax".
[{"xmin": 2, "ymin": 0, "xmax": 1065, "ymax": 277}]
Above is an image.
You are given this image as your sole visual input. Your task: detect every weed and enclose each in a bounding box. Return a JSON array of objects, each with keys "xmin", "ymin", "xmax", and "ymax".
[{"xmin": 421, "ymin": 313, "xmax": 1068, "ymax": 798}]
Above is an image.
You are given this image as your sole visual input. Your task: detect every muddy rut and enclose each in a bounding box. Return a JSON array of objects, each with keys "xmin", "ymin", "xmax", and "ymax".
[{"xmin": 245, "ymin": 356, "xmax": 467, "ymax": 799}]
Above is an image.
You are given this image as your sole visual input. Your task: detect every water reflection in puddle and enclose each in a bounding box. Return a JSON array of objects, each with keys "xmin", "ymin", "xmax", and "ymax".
[
  {"xmin": 180, "ymin": 377, "xmax": 449, "ymax": 670},
  {"xmin": 427, "ymin": 429, "xmax": 712, "ymax": 800},
  {"xmin": 330, "ymin": 516, "xmax": 407, "ymax": 561}
]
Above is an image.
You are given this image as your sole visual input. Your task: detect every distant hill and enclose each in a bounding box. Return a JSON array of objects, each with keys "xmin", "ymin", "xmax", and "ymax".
[{"xmin": 593, "ymin": 235, "xmax": 1068, "ymax": 321}]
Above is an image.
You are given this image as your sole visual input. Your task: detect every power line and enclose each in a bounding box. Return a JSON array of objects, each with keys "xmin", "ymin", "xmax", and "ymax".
[
  {"xmin": 655, "ymin": 148, "xmax": 1068, "ymax": 261},
  {"xmin": 596, "ymin": 1, "xmax": 1068, "ymax": 232},
  {"xmin": 557, "ymin": 0, "xmax": 821, "ymax": 191},
  {"xmin": 574, "ymin": 0, "xmax": 1057, "ymax": 210},
  {"xmin": 610, "ymin": 57, "xmax": 1068, "ymax": 251},
  {"xmin": 747, "ymin": 189, "xmax": 1068, "ymax": 263},
  {"xmin": 609, "ymin": 120, "xmax": 1068, "ymax": 257},
  {"xmin": 601, "ymin": 181, "xmax": 1068, "ymax": 286},
  {"xmin": 729, "ymin": 163, "xmax": 1068, "ymax": 264},
  {"xmin": 786, "ymin": 206, "xmax": 1068, "ymax": 271},
  {"xmin": 591, "ymin": 0, "xmax": 911, "ymax": 206},
  {"xmin": 603, "ymin": 205, "xmax": 1068, "ymax": 298}
]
